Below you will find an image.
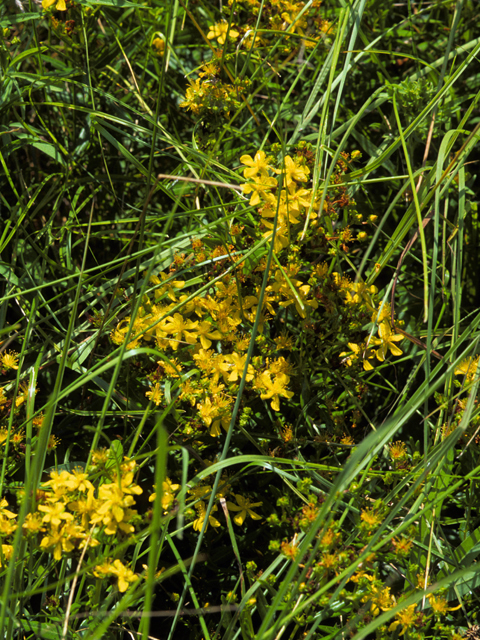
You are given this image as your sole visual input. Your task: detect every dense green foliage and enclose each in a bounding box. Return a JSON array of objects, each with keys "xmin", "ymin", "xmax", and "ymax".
[{"xmin": 1, "ymin": 0, "xmax": 480, "ymax": 638}]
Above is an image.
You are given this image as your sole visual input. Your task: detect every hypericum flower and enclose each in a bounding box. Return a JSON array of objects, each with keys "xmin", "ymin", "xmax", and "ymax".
[
  {"xmin": 15, "ymin": 382, "xmax": 37, "ymax": 408},
  {"xmin": 196, "ymin": 321, "xmax": 223, "ymax": 349},
  {"xmin": 197, "ymin": 397, "xmax": 218, "ymax": 428},
  {"xmin": 193, "ymin": 501, "xmax": 221, "ymax": 531},
  {"xmin": 226, "ymin": 494, "xmax": 262, "ymax": 525},
  {"xmin": 42, "ymin": 0, "xmax": 67, "ymax": 10},
  {"xmin": 428, "ymin": 594, "xmax": 462, "ymax": 616},
  {"xmin": 40, "ymin": 525, "xmax": 75, "ymax": 561},
  {"xmin": 283, "ymin": 155, "xmax": 310, "ymax": 186},
  {"xmin": 454, "ymin": 355, "xmax": 480, "ymax": 383},
  {"xmin": 110, "ymin": 559, "xmax": 139, "ymax": 593},
  {"xmin": 91, "ymin": 480, "xmax": 139, "ymax": 536},
  {"xmin": 0, "ymin": 429, "xmax": 8, "ymax": 446},
  {"xmin": 360, "ymin": 508, "xmax": 382, "ymax": 530},
  {"xmin": 241, "ymin": 175, "xmax": 277, "ymax": 206},
  {"xmin": 274, "ymin": 331, "xmax": 295, "ymax": 351},
  {"xmin": 150, "ymin": 272, "xmax": 185, "ymax": 302},
  {"xmin": 370, "ymin": 321, "xmax": 403, "ymax": 361},
  {"xmin": 0, "ymin": 544, "xmax": 13, "ymax": 568},
  {"xmin": 160, "ymin": 313, "xmax": 198, "ymax": 350},
  {"xmin": 179, "ymin": 79, "xmax": 204, "ymax": 115},
  {"xmin": 225, "ymin": 352, "xmax": 255, "ymax": 383},
  {"xmin": 1, "ymin": 351, "xmax": 19, "ymax": 370},
  {"xmin": 11, "ymin": 430, "xmax": 24, "ymax": 446},
  {"xmin": 149, "ymin": 477, "xmax": 180, "ymax": 511},
  {"xmin": 364, "ymin": 585, "xmax": 395, "ymax": 616},
  {"xmin": 42, "ymin": 470, "xmax": 72, "ymax": 496},
  {"xmin": 91, "ymin": 448, "xmax": 109, "ymax": 466},
  {"xmin": 240, "ymin": 150, "xmax": 271, "ymax": 180},
  {"xmin": 344, "ymin": 282, "xmax": 378, "ymax": 309},
  {"xmin": 0, "ymin": 499, "xmax": 17, "ymax": 521},
  {"xmin": 207, "ymin": 22, "xmax": 240, "ymax": 45},
  {"xmin": 280, "ymin": 538, "xmax": 299, "ymax": 559},
  {"xmin": 158, "ymin": 358, "xmax": 183, "ymax": 378},
  {"xmin": 93, "ymin": 559, "xmax": 138, "ymax": 592},
  {"xmin": 281, "ymin": 10, "xmax": 307, "ymax": 34},
  {"xmin": 38, "ymin": 502, "xmax": 74, "ymax": 528},
  {"xmin": 0, "ymin": 515, "xmax": 16, "ymax": 536},
  {"xmin": 391, "ymin": 536, "xmax": 413, "ymax": 557},
  {"xmin": 67, "ymin": 488, "xmax": 98, "ymax": 529},
  {"xmin": 188, "ymin": 484, "xmax": 212, "ymax": 500},
  {"xmin": 255, "ymin": 372, "xmax": 294, "ymax": 412},
  {"xmin": 22, "ymin": 513, "xmax": 44, "ymax": 535},
  {"xmin": 47, "ymin": 435, "xmax": 61, "ymax": 452},
  {"xmin": 152, "ymin": 37, "xmax": 165, "ymax": 56},
  {"xmin": 63, "ymin": 469, "xmax": 94, "ymax": 494},
  {"xmin": 389, "ymin": 441, "xmax": 408, "ymax": 463},
  {"xmin": 33, "ymin": 413, "xmax": 45, "ymax": 429},
  {"xmin": 146, "ymin": 383, "xmax": 163, "ymax": 406},
  {"xmin": 388, "ymin": 604, "xmax": 419, "ymax": 636},
  {"xmin": 340, "ymin": 342, "xmax": 375, "ymax": 371}
]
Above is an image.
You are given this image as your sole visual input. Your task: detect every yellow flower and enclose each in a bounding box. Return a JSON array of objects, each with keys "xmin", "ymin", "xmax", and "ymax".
[
  {"xmin": 15, "ymin": 382, "xmax": 37, "ymax": 408},
  {"xmin": 93, "ymin": 559, "xmax": 138, "ymax": 592},
  {"xmin": 90, "ymin": 478, "xmax": 140, "ymax": 536},
  {"xmin": 240, "ymin": 150, "xmax": 271, "ymax": 179},
  {"xmin": 160, "ymin": 313, "xmax": 198, "ymax": 350},
  {"xmin": 360, "ymin": 508, "xmax": 382, "ymax": 530},
  {"xmin": 241, "ymin": 175, "xmax": 277, "ymax": 206},
  {"xmin": 152, "ymin": 37, "xmax": 165, "ymax": 56},
  {"xmin": 428, "ymin": 594, "xmax": 462, "ymax": 616},
  {"xmin": 454, "ymin": 355, "xmax": 480, "ymax": 383},
  {"xmin": 146, "ymin": 383, "xmax": 163, "ymax": 406},
  {"xmin": 62, "ymin": 469, "xmax": 94, "ymax": 493},
  {"xmin": 91, "ymin": 448, "xmax": 109, "ymax": 466},
  {"xmin": 47, "ymin": 435, "xmax": 61, "ymax": 452},
  {"xmin": 158, "ymin": 358, "xmax": 183, "ymax": 377},
  {"xmin": 110, "ymin": 559, "xmax": 139, "ymax": 593},
  {"xmin": 0, "ymin": 544, "xmax": 14, "ymax": 568},
  {"xmin": 1, "ymin": 351, "xmax": 19, "ymax": 370},
  {"xmin": 0, "ymin": 515, "xmax": 16, "ymax": 536},
  {"xmin": 388, "ymin": 604, "xmax": 419, "ymax": 636},
  {"xmin": 150, "ymin": 272, "xmax": 185, "ymax": 302},
  {"xmin": 225, "ymin": 352, "xmax": 255, "ymax": 383},
  {"xmin": 38, "ymin": 502, "xmax": 74, "ymax": 528},
  {"xmin": 0, "ymin": 499, "xmax": 17, "ymax": 521},
  {"xmin": 22, "ymin": 513, "xmax": 44, "ymax": 535},
  {"xmin": 226, "ymin": 494, "xmax": 262, "ymax": 525},
  {"xmin": 42, "ymin": 0, "xmax": 67, "ymax": 10},
  {"xmin": 40, "ymin": 525, "xmax": 75, "ymax": 561},
  {"xmin": 193, "ymin": 501, "xmax": 221, "ymax": 531},
  {"xmin": 283, "ymin": 155, "xmax": 310, "ymax": 186},
  {"xmin": 207, "ymin": 22, "xmax": 240, "ymax": 45},
  {"xmin": 68, "ymin": 487, "xmax": 98, "ymax": 530},
  {"xmin": 370, "ymin": 321, "xmax": 403, "ymax": 361},
  {"xmin": 196, "ymin": 321, "xmax": 223, "ymax": 349},
  {"xmin": 149, "ymin": 478, "xmax": 180, "ymax": 511},
  {"xmin": 256, "ymin": 372, "xmax": 294, "ymax": 412}
]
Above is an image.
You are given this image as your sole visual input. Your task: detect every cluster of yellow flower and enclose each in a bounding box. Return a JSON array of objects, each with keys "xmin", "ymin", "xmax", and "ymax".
[
  {"xmin": 208, "ymin": 0, "xmax": 334, "ymax": 54},
  {"xmin": 272, "ymin": 496, "xmax": 461, "ymax": 637},
  {"xmin": 109, "ymin": 144, "xmax": 406, "ymax": 440},
  {"xmin": 180, "ymin": 60, "xmax": 248, "ymax": 120},
  {"xmin": 0, "ymin": 453, "xmax": 143, "ymax": 592}
]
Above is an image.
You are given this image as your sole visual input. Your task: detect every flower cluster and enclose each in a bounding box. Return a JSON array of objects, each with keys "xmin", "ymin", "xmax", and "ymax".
[
  {"xmin": 109, "ymin": 144, "xmax": 404, "ymax": 443},
  {"xmin": 180, "ymin": 60, "xmax": 249, "ymax": 122},
  {"xmin": 208, "ymin": 0, "xmax": 334, "ymax": 55}
]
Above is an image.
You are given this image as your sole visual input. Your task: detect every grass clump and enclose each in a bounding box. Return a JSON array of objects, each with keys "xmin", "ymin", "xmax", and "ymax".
[{"xmin": 1, "ymin": 0, "xmax": 480, "ymax": 638}]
